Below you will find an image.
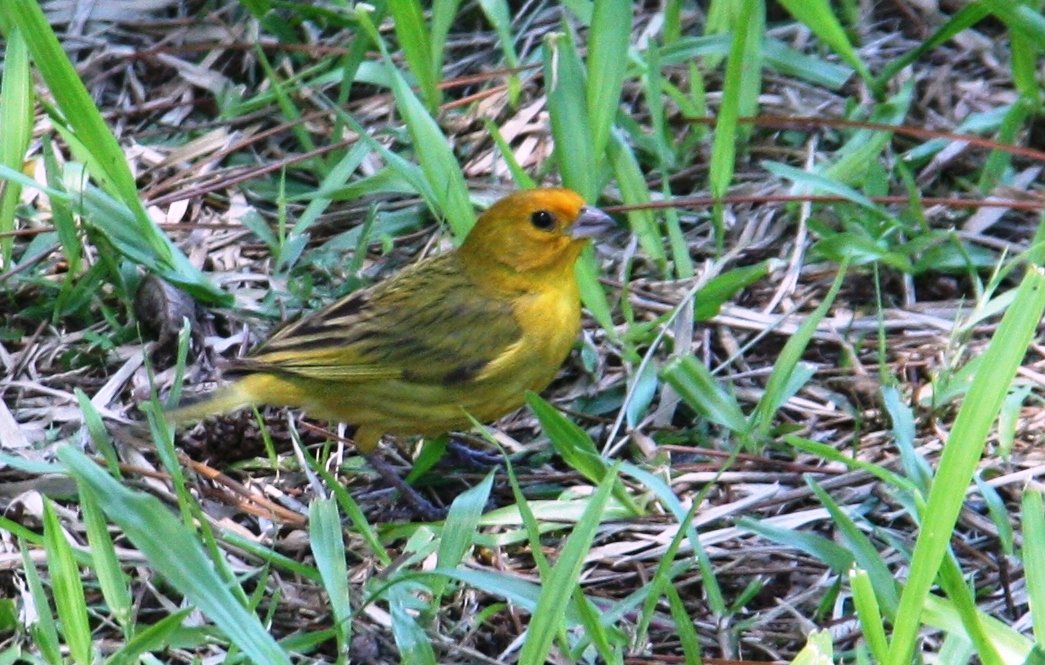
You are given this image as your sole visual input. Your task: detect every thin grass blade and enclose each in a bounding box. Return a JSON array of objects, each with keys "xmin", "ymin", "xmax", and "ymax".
[
  {"xmin": 662, "ymin": 355, "xmax": 748, "ymax": 433},
  {"xmin": 42, "ymin": 500, "xmax": 92, "ymax": 665},
  {"xmin": 389, "ymin": 0, "xmax": 440, "ymax": 111},
  {"xmin": 80, "ymin": 488, "xmax": 133, "ymax": 635},
  {"xmin": 586, "ymin": 0, "xmax": 631, "ymax": 157},
  {"xmin": 438, "ymin": 470, "xmax": 495, "ymax": 570},
  {"xmin": 708, "ymin": 0, "xmax": 762, "ymax": 249},
  {"xmin": 775, "ymin": 0, "xmax": 872, "ymax": 84},
  {"xmin": 518, "ymin": 464, "xmax": 620, "ymax": 664},
  {"xmin": 0, "ymin": 28, "xmax": 32, "ymax": 267},
  {"xmin": 752, "ymin": 259, "xmax": 849, "ymax": 436},
  {"xmin": 4, "ymin": 0, "xmax": 225, "ymax": 303},
  {"xmin": 886, "ymin": 265, "xmax": 1045, "ymax": 665},
  {"xmin": 850, "ymin": 567, "xmax": 889, "ymax": 662},
  {"xmin": 1023, "ymin": 491, "xmax": 1045, "ymax": 642},
  {"xmin": 544, "ymin": 30, "xmax": 598, "ymax": 201},
  {"xmin": 20, "ymin": 542, "xmax": 61, "ymax": 665},
  {"xmin": 58, "ymin": 446, "xmax": 291, "ymax": 665},
  {"xmin": 309, "ymin": 498, "xmax": 352, "ymax": 653}
]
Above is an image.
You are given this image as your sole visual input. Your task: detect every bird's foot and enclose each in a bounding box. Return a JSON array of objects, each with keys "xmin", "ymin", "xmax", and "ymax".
[{"xmin": 444, "ymin": 440, "xmax": 505, "ymax": 469}]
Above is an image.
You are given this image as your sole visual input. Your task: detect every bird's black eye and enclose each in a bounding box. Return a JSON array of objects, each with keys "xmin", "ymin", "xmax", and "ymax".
[{"xmin": 530, "ymin": 210, "xmax": 556, "ymax": 231}]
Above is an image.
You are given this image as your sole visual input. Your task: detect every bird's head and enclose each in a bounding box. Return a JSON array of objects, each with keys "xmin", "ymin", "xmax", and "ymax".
[{"xmin": 459, "ymin": 188, "xmax": 616, "ymax": 275}]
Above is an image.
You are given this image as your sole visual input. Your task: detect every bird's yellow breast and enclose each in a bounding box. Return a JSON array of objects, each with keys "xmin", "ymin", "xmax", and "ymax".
[{"xmin": 474, "ymin": 276, "xmax": 579, "ymax": 389}]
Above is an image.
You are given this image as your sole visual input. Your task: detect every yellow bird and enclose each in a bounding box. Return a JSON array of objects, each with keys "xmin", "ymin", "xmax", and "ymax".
[{"xmin": 169, "ymin": 188, "xmax": 614, "ymax": 495}]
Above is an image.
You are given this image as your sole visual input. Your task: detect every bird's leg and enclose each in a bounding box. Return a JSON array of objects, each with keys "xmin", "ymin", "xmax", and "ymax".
[
  {"xmin": 363, "ymin": 452, "xmax": 447, "ymax": 521},
  {"xmin": 445, "ymin": 438, "xmax": 505, "ymax": 469}
]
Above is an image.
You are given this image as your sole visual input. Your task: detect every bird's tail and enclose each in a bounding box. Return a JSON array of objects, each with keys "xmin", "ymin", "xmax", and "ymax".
[{"xmin": 165, "ymin": 380, "xmax": 255, "ymax": 424}]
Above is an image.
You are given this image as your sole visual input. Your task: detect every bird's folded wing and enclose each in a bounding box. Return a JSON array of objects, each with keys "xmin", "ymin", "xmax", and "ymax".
[{"xmin": 231, "ymin": 262, "xmax": 523, "ymax": 386}]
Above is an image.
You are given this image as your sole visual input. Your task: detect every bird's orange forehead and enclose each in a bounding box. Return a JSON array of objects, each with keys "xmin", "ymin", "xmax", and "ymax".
[
  {"xmin": 515, "ymin": 188, "xmax": 586, "ymax": 216},
  {"xmin": 488, "ymin": 187, "xmax": 586, "ymax": 220}
]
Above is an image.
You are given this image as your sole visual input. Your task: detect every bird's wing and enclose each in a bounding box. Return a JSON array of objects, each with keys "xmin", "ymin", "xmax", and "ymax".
[{"xmin": 230, "ymin": 256, "xmax": 523, "ymax": 386}]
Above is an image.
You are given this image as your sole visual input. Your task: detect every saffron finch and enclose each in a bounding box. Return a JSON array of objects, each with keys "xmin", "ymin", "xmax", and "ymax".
[{"xmin": 169, "ymin": 188, "xmax": 614, "ymax": 456}]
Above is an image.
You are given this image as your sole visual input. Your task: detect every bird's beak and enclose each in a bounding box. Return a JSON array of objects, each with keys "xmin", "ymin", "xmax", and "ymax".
[{"xmin": 568, "ymin": 206, "xmax": 616, "ymax": 240}]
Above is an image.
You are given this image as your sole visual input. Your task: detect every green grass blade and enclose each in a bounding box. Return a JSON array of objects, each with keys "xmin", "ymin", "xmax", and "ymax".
[
  {"xmin": 5, "ymin": 1, "xmax": 135, "ymax": 201},
  {"xmin": 576, "ymin": 246, "xmax": 616, "ymax": 338},
  {"xmin": 42, "ymin": 500, "xmax": 92, "ymax": 665},
  {"xmin": 624, "ymin": 358, "xmax": 658, "ymax": 429},
  {"xmin": 664, "ymin": 583, "xmax": 703, "ymax": 663},
  {"xmin": 660, "ymin": 183, "xmax": 694, "ymax": 279},
  {"xmin": 1023, "ymin": 491, "xmax": 1045, "ymax": 643},
  {"xmin": 752, "ymin": 259, "xmax": 849, "ymax": 436},
  {"xmin": 429, "ymin": 567, "xmax": 576, "ymax": 618},
  {"xmin": 661, "ymin": 355, "xmax": 748, "ymax": 433},
  {"xmin": 430, "ymin": 0, "xmax": 462, "ymax": 93},
  {"xmin": 922, "ymin": 594, "xmax": 1031, "ymax": 662},
  {"xmin": 519, "ymin": 463, "xmax": 620, "ymax": 664},
  {"xmin": 937, "ymin": 553, "xmax": 1004, "ymax": 665},
  {"xmin": 873, "ymin": 4, "xmax": 990, "ymax": 89},
  {"xmin": 1010, "ymin": 0, "xmax": 1044, "ymax": 103},
  {"xmin": 74, "ymin": 388, "xmax": 120, "ymax": 475},
  {"xmin": 619, "ymin": 461, "xmax": 725, "ymax": 613},
  {"xmin": 641, "ymin": 36, "xmax": 674, "ymax": 170},
  {"xmin": 438, "ymin": 470, "xmax": 495, "ymax": 570},
  {"xmin": 355, "ymin": 8, "xmax": 474, "ymax": 238},
  {"xmin": 607, "ymin": 131, "xmax": 666, "ymax": 272},
  {"xmin": 740, "ymin": 516, "xmax": 855, "ymax": 573},
  {"xmin": 708, "ymin": 0, "xmax": 762, "ymax": 249},
  {"xmin": 526, "ymin": 392, "xmax": 641, "ymax": 515},
  {"xmin": 822, "ymin": 83, "xmax": 913, "ymax": 186},
  {"xmin": 309, "ymin": 498, "xmax": 352, "ymax": 653},
  {"xmin": 484, "ymin": 119, "xmax": 536, "ymax": 188},
  {"xmin": 630, "ymin": 485, "xmax": 704, "ymax": 646},
  {"xmin": 806, "ymin": 478, "xmax": 900, "ymax": 614},
  {"xmin": 850, "ymin": 568, "xmax": 889, "ymax": 662},
  {"xmin": 388, "ymin": 584, "xmax": 438, "ymax": 665},
  {"xmin": 980, "ymin": 0, "xmax": 1045, "ymax": 44},
  {"xmin": 253, "ymin": 45, "xmax": 315, "ymax": 154},
  {"xmin": 527, "ymin": 392, "xmax": 609, "ymax": 481},
  {"xmin": 586, "ymin": 0, "xmax": 631, "ymax": 158},
  {"xmin": 80, "ymin": 489, "xmax": 133, "ymax": 635},
  {"xmin": 0, "ymin": 452, "xmax": 63, "ymax": 476},
  {"xmin": 389, "ymin": 67, "xmax": 474, "ymax": 238},
  {"xmin": 886, "ymin": 265, "xmax": 1045, "ymax": 665},
  {"xmin": 792, "ymin": 629, "xmax": 834, "ymax": 664},
  {"xmin": 314, "ymin": 465, "xmax": 391, "ymax": 565},
  {"xmin": 763, "ymin": 160, "xmax": 888, "ymax": 217},
  {"xmin": 0, "ymin": 27, "xmax": 32, "ymax": 267},
  {"xmin": 58, "ymin": 446, "xmax": 292, "ymax": 665},
  {"xmin": 880, "ymin": 386, "xmax": 933, "ymax": 492},
  {"xmin": 978, "ymin": 98, "xmax": 1031, "ymax": 193},
  {"xmin": 785, "ymin": 435, "xmax": 920, "ymax": 496},
  {"xmin": 974, "ymin": 475, "xmax": 1014, "ymax": 556},
  {"xmin": 3, "ymin": 0, "xmax": 225, "ymax": 303},
  {"xmin": 477, "ymin": 0, "xmax": 522, "ymax": 103},
  {"xmin": 292, "ymin": 141, "xmax": 370, "ymax": 238},
  {"xmin": 105, "ymin": 609, "xmax": 193, "ymax": 665},
  {"xmin": 544, "ymin": 30, "xmax": 598, "ymax": 201},
  {"xmin": 763, "ymin": 37, "xmax": 853, "ymax": 89},
  {"xmin": 20, "ymin": 541, "xmax": 62, "ymax": 665},
  {"xmin": 389, "ymin": 0, "xmax": 441, "ymax": 111},
  {"xmin": 218, "ymin": 530, "xmax": 321, "ymax": 582},
  {"xmin": 569, "ymin": 586, "xmax": 623, "ymax": 663},
  {"xmin": 503, "ymin": 457, "xmax": 552, "ymax": 573},
  {"xmin": 42, "ymin": 137, "xmax": 81, "ymax": 279},
  {"xmin": 694, "ymin": 261, "xmax": 772, "ymax": 321},
  {"xmin": 776, "ymin": 0, "xmax": 872, "ymax": 85}
]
